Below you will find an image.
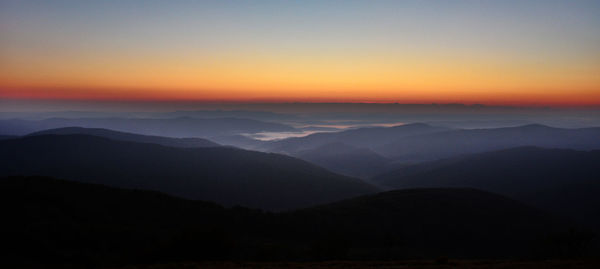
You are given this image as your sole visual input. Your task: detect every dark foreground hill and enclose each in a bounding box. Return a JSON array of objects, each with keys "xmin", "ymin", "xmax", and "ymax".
[
  {"xmin": 1, "ymin": 176, "xmax": 592, "ymax": 267},
  {"xmin": 100, "ymin": 260, "xmax": 600, "ymax": 269},
  {"xmin": 0, "ymin": 135, "xmax": 16, "ymax": 140},
  {"xmin": 0, "ymin": 135, "xmax": 376, "ymax": 211},
  {"xmin": 280, "ymin": 188, "xmax": 583, "ymax": 259},
  {"xmin": 373, "ymin": 147, "xmax": 600, "ymax": 229},
  {"xmin": 28, "ymin": 127, "xmax": 220, "ymax": 147}
]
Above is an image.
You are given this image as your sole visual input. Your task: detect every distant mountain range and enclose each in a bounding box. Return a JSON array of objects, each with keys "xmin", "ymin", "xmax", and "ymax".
[
  {"xmin": 2, "ymin": 176, "xmax": 585, "ymax": 266},
  {"xmin": 257, "ymin": 123, "xmax": 449, "ymax": 154},
  {"xmin": 244, "ymin": 123, "xmax": 600, "ymax": 178},
  {"xmin": 373, "ymin": 124, "xmax": 600, "ymax": 161},
  {"xmin": 373, "ymin": 147, "xmax": 600, "ymax": 229},
  {"xmin": 12, "ymin": 123, "xmax": 600, "ymax": 181},
  {"xmin": 0, "ymin": 117, "xmax": 295, "ymax": 137},
  {"xmin": 0, "ymin": 134, "xmax": 376, "ymax": 211},
  {"xmin": 249, "ymin": 123, "xmax": 448, "ymax": 178},
  {"xmin": 28, "ymin": 127, "xmax": 220, "ymax": 148},
  {"xmin": 3, "ymin": 120, "xmax": 600, "ymax": 266}
]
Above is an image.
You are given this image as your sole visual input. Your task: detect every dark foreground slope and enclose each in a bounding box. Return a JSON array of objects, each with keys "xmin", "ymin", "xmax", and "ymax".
[
  {"xmin": 0, "ymin": 176, "xmax": 233, "ymax": 266},
  {"xmin": 1, "ymin": 176, "xmax": 591, "ymax": 267},
  {"xmin": 28, "ymin": 127, "xmax": 220, "ymax": 147},
  {"xmin": 103, "ymin": 260, "xmax": 600, "ymax": 269},
  {"xmin": 0, "ymin": 135, "xmax": 16, "ymax": 140},
  {"xmin": 0, "ymin": 135, "xmax": 376, "ymax": 211},
  {"xmin": 281, "ymin": 188, "xmax": 580, "ymax": 259},
  {"xmin": 373, "ymin": 147, "xmax": 600, "ymax": 229}
]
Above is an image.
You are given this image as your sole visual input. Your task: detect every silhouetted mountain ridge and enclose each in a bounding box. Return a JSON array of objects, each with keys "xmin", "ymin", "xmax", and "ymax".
[
  {"xmin": 373, "ymin": 146, "xmax": 600, "ymax": 229},
  {"xmin": 0, "ymin": 117, "xmax": 296, "ymax": 137},
  {"xmin": 296, "ymin": 142, "xmax": 391, "ymax": 178},
  {"xmin": 243, "ymin": 123, "xmax": 448, "ymax": 178},
  {"xmin": 0, "ymin": 134, "xmax": 377, "ymax": 211},
  {"xmin": 28, "ymin": 127, "xmax": 220, "ymax": 148},
  {"xmin": 259, "ymin": 123, "xmax": 449, "ymax": 154},
  {"xmin": 374, "ymin": 124, "xmax": 600, "ymax": 161},
  {"xmin": 246, "ymin": 123, "xmax": 600, "ymax": 178}
]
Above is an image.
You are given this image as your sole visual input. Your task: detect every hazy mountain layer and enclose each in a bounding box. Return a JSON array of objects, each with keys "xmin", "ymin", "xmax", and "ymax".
[
  {"xmin": 296, "ymin": 142, "xmax": 392, "ymax": 178},
  {"xmin": 28, "ymin": 127, "xmax": 220, "ymax": 148},
  {"xmin": 0, "ymin": 135, "xmax": 377, "ymax": 211},
  {"xmin": 0, "ymin": 117, "xmax": 295, "ymax": 137},
  {"xmin": 374, "ymin": 124, "xmax": 600, "ymax": 161},
  {"xmin": 259, "ymin": 123, "xmax": 448, "ymax": 154}
]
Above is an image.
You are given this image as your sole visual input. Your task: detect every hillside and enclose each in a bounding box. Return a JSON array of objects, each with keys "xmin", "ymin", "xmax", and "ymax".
[
  {"xmin": 0, "ymin": 135, "xmax": 377, "ymax": 211},
  {"xmin": 374, "ymin": 124, "xmax": 600, "ymax": 161},
  {"xmin": 254, "ymin": 124, "xmax": 600, "ymax": 178},
  {"xmin": 0, "ymin": 117, "xmax": 295, "ymax": 137},
  {"xmin": 259, "ymin": 123, "xmax": 448, "ymax": 154},
  {"xmin": 28, "ymin": 127, "xmax": 220, "ymax": 148},
  {"xmin": 373, "ymin": 147, "xmax": 600, "ymax": 228},
  {"xmin": 1, "ymin": 176, "xmax": 587, "ymax": 267},
  {"xmin": 285, "ymin": 188, "xmax": 573, "ymax": 259},
  {"xmin": 296, "ymin": 142, "xmax": 391, "ymax": 178},
  {"xmin": 247, "ymin": 123, "xmax": 448, "ymax": 178}
]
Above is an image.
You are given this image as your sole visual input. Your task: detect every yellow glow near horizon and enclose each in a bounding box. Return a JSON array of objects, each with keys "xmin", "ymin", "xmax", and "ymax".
[
  {"xmin": 2, "ymin": 47, "xmax": 599, "ymax": 105},
  {"xmin": 1, "ymin": 1, "xmax": 599, "ymax": 106}
]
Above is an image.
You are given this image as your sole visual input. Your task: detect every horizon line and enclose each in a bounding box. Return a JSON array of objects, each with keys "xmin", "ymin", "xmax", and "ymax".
[{"xmin": 2, "ymin": 97, "xmax": 600, "ymax": 110}]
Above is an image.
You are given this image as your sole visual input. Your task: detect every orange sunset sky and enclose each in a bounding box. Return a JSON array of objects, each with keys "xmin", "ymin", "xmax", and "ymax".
[{"xmin": 1, "ymin": 1, "xmax": 599, "ymax": 106}]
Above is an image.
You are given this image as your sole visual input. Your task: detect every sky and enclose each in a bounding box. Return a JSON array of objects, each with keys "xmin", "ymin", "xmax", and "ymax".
[{"xmin": 1, "ymin": 0, "xmax": 599, "ymax": 106}]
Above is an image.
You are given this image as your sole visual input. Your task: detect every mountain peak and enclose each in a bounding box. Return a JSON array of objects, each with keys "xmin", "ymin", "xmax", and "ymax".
[
  {"xmin": 395, "ymin": 122, "xmax": 431, "ymax": 128},
  {"xmin": 515, "ymin": 123, "xmax": 555, "ymax": 130}
]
